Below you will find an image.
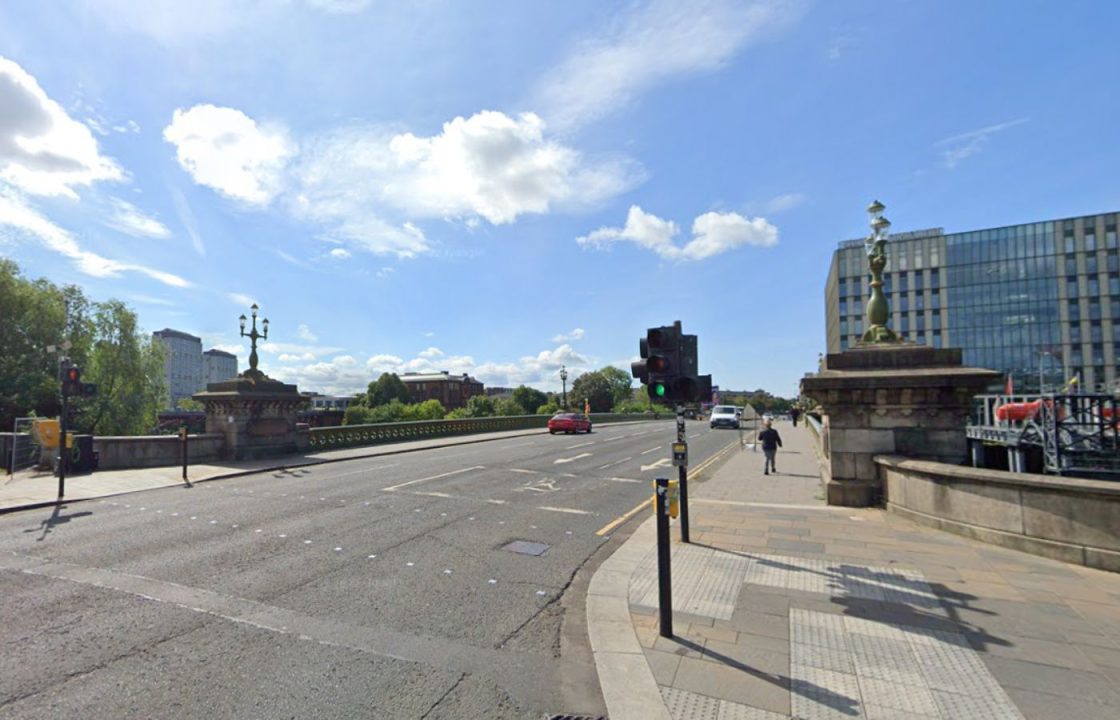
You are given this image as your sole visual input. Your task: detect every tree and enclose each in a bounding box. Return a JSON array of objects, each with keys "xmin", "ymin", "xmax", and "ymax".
[
  {"xmin": 493, "ymin": 397, "xmax": 526, "ymax": 416},
  {"xmin": 570, "ymin": 370, "xmax": 613, "ymax": 413},
  {"xmin": 77, "ymin": 300, "xmax": 166, "ymax": 435},
  {"xmin": 536, "ymin": 400, "xmax": 560, "ymax": 415},
  {"xmin": 464, "ymin": 394, "xmax": 496, "ymax": 417},
  {"xmin": 176, "ymin": 397, "xmax": 204, "ymax": 412},
  {"xmin": 511, "ymin": 385, "xmax": 547, "ymax": 414},
  {"xmin": 365, "ymin": 372, "xmax": 411, "ymax": 406},
  {"xmin": 599, "ymin": 365, "xmax": 634, "ymax": 408}
]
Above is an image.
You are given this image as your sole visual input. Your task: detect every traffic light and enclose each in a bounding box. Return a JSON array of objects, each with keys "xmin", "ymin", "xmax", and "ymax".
[
  {"xmin": 62, "ymin": 366, "xmax": 82, "ymax": 396},
  {"xmin": 631, "ymin": 322, "xmax": 711, "ymax": 404},
  {"xmin": 646, "ymin": 323, "xmax": 680, "ymax": 402}
]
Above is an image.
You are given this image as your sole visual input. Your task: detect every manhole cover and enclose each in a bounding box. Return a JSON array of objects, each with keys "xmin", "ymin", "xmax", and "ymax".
[{"xmin": 504, "ymin": 540, "xmax": 551, "ymax": 556}]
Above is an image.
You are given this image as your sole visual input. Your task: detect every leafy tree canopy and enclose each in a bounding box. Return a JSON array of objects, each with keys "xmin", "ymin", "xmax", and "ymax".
[
  {"xmin": 365, "ymin": 372, "xmax": 411, "ymax": 407},
  {"xmin": 569, "ymin": 370, "xmax": 613, "ymax": 413},
  {"xmin": 599, "ymin": 365, "xmax": 634, "ymax": 407},
  {"xmin": 511, "ymin": 385, "xmax": 547, "ymax": 414}
]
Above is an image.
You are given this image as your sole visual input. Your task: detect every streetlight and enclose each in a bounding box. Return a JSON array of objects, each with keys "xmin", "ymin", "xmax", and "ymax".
[
  {"xmin": 559, "ymin": 365, "xmax": 568, "ymax": 410},
  {"xmin": 239, "ymin": 303, "xmax": 269, "ymax": 380},
  {"xmin": 861, "ymin": 199, "xmax": 899, "ymax": 343}
]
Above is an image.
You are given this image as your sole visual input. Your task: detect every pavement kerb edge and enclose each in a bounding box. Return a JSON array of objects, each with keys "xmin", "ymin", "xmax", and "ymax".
[
  {"xmin": 587, "ymin": 516, "xmax": 672, "ymax": 720},
  {"xmin": 0, "ymin": 421, "xmax": 659, "ymax": 516}
]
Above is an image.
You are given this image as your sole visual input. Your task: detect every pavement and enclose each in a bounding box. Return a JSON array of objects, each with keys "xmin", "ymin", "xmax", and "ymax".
[
  {"xmin": 0, "ymin": 426, "xmax": 555, "ymax": 514},
  {"xmin": 588, "ymin": 423, "xmax": 1120, "ymax": 720}
]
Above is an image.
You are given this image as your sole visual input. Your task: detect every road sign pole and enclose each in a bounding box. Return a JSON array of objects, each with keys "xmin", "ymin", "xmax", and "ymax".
[{"xmin": 57, "ymin": 389, "xmax": 67, "ymax": 499}]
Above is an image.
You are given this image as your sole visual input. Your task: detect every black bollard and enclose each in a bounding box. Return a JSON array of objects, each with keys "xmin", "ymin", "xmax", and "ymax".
[{"xmin": 656, "ymin": 476, "xmax": 673, "ymax": 638}]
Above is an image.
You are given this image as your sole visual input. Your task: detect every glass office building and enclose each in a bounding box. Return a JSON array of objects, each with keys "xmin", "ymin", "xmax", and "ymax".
[{"xmin": 825, "ymin": 211, "xmax": 1120, "ymax": 392}]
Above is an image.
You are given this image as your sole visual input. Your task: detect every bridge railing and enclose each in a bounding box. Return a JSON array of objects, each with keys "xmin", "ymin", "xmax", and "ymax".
[{"xmin": 307, "ymin": 412, "xmax": 662, "ymax": 451}]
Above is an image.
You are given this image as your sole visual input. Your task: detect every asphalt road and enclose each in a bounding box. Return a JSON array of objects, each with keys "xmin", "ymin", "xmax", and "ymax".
[{"xmin": 0, "ymin": 419, "xmax": 744, "ymax": 719}]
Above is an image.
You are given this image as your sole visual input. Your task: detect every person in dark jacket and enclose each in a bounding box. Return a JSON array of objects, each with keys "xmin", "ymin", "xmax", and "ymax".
[{"xmin": 758, "ymin": 419, "xmax": 782, "ymax": 475}]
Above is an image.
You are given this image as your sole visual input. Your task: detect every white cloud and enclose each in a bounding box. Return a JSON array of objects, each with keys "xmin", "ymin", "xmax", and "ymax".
[
  {"xmin": 228, "ymin": 292, "xmax": 258, "ymax": 308},
  {"xmin": 260, "ymin": 341, "xmax": 342, "ymax": 357},
  {"xmin": 0, "ymin": 188, "xmax": 190, "ymax": 287},
  {"xmin": 761, "ymin": 192, "xmax": 805, "ymax": 214},
  {"xmin": 170, "ymin": 187, "xmax": 205, "ymax": 256},
  {"xmin": 552, "ymin": 328, "xmax": 586, "ymax": 343},
  {"xmin": 268, "ymin": 342, "xmax": 594, "ymax": 396},
  {"xmin": 0, "ymin": 56, "xmax": 123, "ymax": 198},
  {"xmin": 936, "ymin": 118, "xmax": 1028, "ymax": 169},
  {"xmin": 297, "ymin": 324, "xmax": 318, "ymax": 342},
  {"xmin": 105, "ymin": 197, "xmax": 172, "ymax": 239},
  {"xmin": 163, "ymin": 104, "xmax": 294, "ymax": 205},
  {"xmin": 533, "ymin": 0, "xmax": 805, "ymax": 131},
  {"xmin": 577, "ymin": 205, "xmax": 777, "ymax": 261},
  {"xmin": 289, "ymin": 111, "xmax": 640, "ymax": 257},
  {"xmin": 376, "ymin": 266, "xmax": 394, "ymax": 278},
  {"xmin": 328, "ymin": 248, "xmax": 351, "ymax": 259}
]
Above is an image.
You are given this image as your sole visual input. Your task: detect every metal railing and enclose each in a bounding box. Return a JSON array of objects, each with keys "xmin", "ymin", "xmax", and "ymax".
[{"xmin": 307, "ymin": 412, "xmax": 661, "ymax": 451}]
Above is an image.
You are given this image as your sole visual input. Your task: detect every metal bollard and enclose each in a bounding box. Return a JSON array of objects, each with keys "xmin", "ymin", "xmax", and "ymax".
[{"xmin": 655, "ymin": 476, "xmax": 673, "ymax": 638}]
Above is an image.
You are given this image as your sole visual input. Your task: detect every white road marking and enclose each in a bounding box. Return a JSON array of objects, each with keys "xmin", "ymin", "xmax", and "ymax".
[
  {"xmin": 486, "ymin": 499, "xmax": 507, "ymax": 505},
  {"xmin": 537, "ymin": 506, "xmax": 592, "ymax": 515},
  {"xmin": 509, "ymin": 468, "xmax": 539, "ymax": 474},
  {"xmin": 689, "ymin": 433, "xmax": 702, "ymax": 438},
  {"xmin": 640, "ymin": 458, "xmax": 673, "ymax": 472},
  {"xmin": 414, "ymin": 491, "xmax": 453, "ymax": 498},
  {"xmin": 383, "ymin": 465, "xmax": 485, "ymax": 492},
  {"xmin": 566, "ymin": 441, "xmax": 594, "ymax": 449},
  {"xmin": 607, "ymin": 477, "xmax": 642, "ymax": 483},
  {"xmin": 319, "ymin": 464, "xmax": 398, "ymax": 481},
  {"xmin": 596, "ymin": 456, "xmax": 632, "ymax": 470},
  {"xmin": 553, "ymin": 453, "xmax": 592, "ymax": 464},
  {"xmin": 639, "ymin": 446, "xmax": 662, "ymax": 455}
]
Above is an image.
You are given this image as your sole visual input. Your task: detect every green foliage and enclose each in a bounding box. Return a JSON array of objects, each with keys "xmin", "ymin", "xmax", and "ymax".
[
  {"xmin": 343, "ymin": 398, "xmax": 446, "ymax": 425},
  {"xmin": 176, "ymin": 397, "xmax": 205, "ymax": 412},
  {"xmin": 536, "ymin": 400, "xmax": 561, "ymax": 415},
  {"xmin": 365, "ymin": 372, "xmax": 411, "ymax": 407},
  {"xmin": 511, "ymin": 385, "xmax": 547, "ymax": 414},
  {"xmin": 445, "ymin": 407, "xmax": 468, "ymax": 419},
  {"xmin": 599, "ymin": 365, "xmax": 634, "ymax": 407},
  {"xmin": 0, "ymin": 260, "xmax": 165, "ymax": 434},
  {"xmin": 614, "ymin": 399, "xmax": 653, "ymax": 414},
  {"xmin": 464, "ymin": 394, "xmax": 495, "ymax": 417},
  {"xmin": 569, "ymin": 370, "xmax": 613, "ymax": 412},
  {"xmin": 493, "ymin": 397, "xmax": 526, "ymax": 416},
  {"xmin": 720, "ymin": 389, "xmax": 795, "ymax": 415}
]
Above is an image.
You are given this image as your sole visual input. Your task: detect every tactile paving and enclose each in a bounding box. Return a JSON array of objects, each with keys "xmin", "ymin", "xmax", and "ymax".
[{"xmin": 662, "ymin": 686, "xmax": 720, "ymax": 720}]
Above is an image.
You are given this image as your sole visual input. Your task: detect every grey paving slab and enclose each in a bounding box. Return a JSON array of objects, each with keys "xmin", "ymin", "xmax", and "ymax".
[
  {"xmin": 981, "ymin": 656, "xmax": 1120, "ymax": 706},
  {"xmin": 789, "ymin": 665, "xmax": 863, "ymax": 720}
]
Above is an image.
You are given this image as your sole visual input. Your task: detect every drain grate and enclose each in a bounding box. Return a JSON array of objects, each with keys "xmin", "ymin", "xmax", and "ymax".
[{"xmin": 503, "ymin": 540, "xmax": 551, "ymax": 556}]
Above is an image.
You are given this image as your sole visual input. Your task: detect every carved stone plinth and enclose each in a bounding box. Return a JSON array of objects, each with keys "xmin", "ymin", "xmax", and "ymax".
[
  {"xmin": 800, "ymin": 344, "xmax": 999, "ymax": 507},
  {"xmin": 193, "ymin": 376, "xmax": 309, "ymax": 461}
]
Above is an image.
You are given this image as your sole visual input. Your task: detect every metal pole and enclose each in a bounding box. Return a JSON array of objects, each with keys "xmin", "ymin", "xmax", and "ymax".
[
  {"xmin": 655, "ymin": 476, "xmax": 673, "ymax": 638},
  {"xmin": 57, "ymin": 390, "xmax": 67, "ymax": 499},
  {"xmin": 676, "ymin": 405, "xmax": 690, "ymax": 543},
  {"xmin": 181, "ymin": 427, "xmax": 188, "ymax": 481}
]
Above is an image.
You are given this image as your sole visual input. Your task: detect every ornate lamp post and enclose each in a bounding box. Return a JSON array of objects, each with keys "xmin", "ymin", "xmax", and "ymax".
[
  {"xmin": 239, "ymin": 303, "xmax": 270, "ymax": 380},
  {"xmin": 559, "ymin": 365, "xmax": 568, "ymax": 410},
  {"xmin": 861, "ymin": 200, "xmax": 900, "ymax": 343}
]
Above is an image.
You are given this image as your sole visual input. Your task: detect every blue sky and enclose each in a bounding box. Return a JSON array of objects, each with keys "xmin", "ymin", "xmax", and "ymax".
[{"xmin": 2, "ymin": 0, "xmax": 1118, "ymax": 399}]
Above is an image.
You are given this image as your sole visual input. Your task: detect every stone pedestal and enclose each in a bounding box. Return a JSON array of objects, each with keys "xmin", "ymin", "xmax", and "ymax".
[
  {"xmin": 800, "ymin": 344, "xmax": 999, "ymax": 507},
  {"xmin": 193, "ymin": 374, "xmax": 309, "ymax": 461}
]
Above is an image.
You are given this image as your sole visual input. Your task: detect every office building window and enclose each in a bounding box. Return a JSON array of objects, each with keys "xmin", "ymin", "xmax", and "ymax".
[
  {"xmin": 1091, "ymin": 321, "xmax": 1103, "ymax": 343},
  {"xmin": 1093, "ymin": 344, "xmax": 1106, "ymax": 365},
  {"xmin": 1065, "ymin": 235, "xmax": 1076, "ymax": 253},
  {"xmin": 1067, "ymin": 277, "xmax": 1080, "ymax": 297},
  {"xmin": 900, "ymin": 272, "xmax": 909, "ymax": 293},
  {"xmin": 1089, "ymin": 277, "xmax": 1100, "ymax": 296},
  {"xmin": 931, "ymin": 291, "xmax": 941, "ymax": 309},
  {"xmin": 930, "ymin": 268, "xmax": 940, "ymax": 289},
  {"xmin": 1069, "ymin": 301, "xmax": 1081, "ymax": 322},
  {"xmin": 1066, "ymin": 256, "xmax": 1078, "ymax": 275},
  {"xmin": 1087, "ymin": 255, "xmax": 1099, "ymax": 275},
  {"xmin": 1090, "ymin": 299, "xmax": 1102, "ymax": 321},
  {"xmin": 1086, "ymin": 233, "xmax": 1097, "ymax": 252},
  {"xmin": 1107, "ymin": 228, "xmax": 1118, "ymax": 249},
  {"xmin": 1071, "ymin": 325, "xmax": 1083, "ymax": 343},
  {"xmin": 914, "ymin": 271, "xmax": 924, "ymax": 292}
]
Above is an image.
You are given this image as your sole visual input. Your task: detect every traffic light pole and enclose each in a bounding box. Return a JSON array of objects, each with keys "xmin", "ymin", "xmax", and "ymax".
[
  {"xmin": 676, "ymin": 404, "xmax": 690, "ymax": 543},
  {"xmin": 57, "ymin": 386, "xmax": 67, "ymax": 499}
]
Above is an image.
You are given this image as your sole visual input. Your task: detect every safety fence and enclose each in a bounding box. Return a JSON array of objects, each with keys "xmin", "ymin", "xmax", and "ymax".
[{"xmin": 307, "ymin": 412, "xmax": 662, "ymax": 451}]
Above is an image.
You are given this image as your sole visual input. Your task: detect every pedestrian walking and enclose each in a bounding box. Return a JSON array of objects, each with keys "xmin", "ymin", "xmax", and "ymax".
[
  {"xmin": 759, "ymin": 419, "xmax": 782, "ymax": 475},
  {"xmin": 790, "ymin": 407, "xmax": 801, "ymax": 426}
]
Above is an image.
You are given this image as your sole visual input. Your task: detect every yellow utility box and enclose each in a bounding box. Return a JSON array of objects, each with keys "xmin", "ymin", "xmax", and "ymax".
[{"xmin": 32, "ymin": 419, "xmax": 61, "ymax": 449}]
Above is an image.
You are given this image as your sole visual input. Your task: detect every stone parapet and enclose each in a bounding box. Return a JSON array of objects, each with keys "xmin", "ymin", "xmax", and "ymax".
[
  {"xmin": 801, "ymin": 343, "xmax": 999, "ymax": 507},
  {"xmin": 194, "ymin": 375, "xmax": 308, "ymax": 461},
  {"xmin": 878, "ymin": 455, "xmax": 1120, "ymax": 572}
]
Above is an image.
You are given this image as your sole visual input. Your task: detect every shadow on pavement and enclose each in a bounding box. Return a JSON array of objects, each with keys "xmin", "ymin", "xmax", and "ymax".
[{"xmin": 23, "ymin": 504, "xmax": 94, "ymax": 541}]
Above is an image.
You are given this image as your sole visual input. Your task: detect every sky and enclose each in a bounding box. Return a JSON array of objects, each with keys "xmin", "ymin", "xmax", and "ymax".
[{"xmin": 2, "ymin": 0, "xmax": 1118, "ymax": 400}]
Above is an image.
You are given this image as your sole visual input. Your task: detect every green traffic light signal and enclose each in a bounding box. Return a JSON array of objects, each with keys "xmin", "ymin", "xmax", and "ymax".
[{"xmin": 652, "ymin": 382, "xmax": 667, "ymax": 397}]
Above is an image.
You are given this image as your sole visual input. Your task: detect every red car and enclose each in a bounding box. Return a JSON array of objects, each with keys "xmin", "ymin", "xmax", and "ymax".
[{"xmin": 548, "ymin": 412, "xmax": 592, "ymax": 434}]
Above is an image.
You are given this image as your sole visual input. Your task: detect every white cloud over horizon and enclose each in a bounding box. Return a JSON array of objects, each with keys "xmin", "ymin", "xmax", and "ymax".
[
  {"xmin": 552, "ymin": 327, "xmax": 585, "ymax": 343},
  {"xmin": 577, "ymin": 205, "xmax": 777, "ymax": 261},
  {"xmin": 267, "ymin": 343, "xmax": 595, "ymax": 396}
]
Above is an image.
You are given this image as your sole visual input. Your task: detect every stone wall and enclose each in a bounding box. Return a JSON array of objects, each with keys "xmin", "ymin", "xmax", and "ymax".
[
  {"xmin": 94, "ymin": 434, "xmax": 225, "ymax": 469},
  {"xmin": 877, "ymin": 455, "xmax": 1120, "ymax": 572}
]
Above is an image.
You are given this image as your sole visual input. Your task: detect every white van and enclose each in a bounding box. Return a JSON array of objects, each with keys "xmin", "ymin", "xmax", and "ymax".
[{"xmin": 709, "ymin": 405, "xmax": 740, "ymax": 429}]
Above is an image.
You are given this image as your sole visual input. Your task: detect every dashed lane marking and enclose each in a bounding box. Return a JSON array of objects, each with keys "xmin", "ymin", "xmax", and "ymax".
[
  {"xmin": 553, "ymin": 453, "xmax": 592, "ymax": 465},
  {"xmin": 596, "ymin": 456, "xmax": 632, "ymax": 470},
  {"xmin": 537, "ymin": 506, "xmax": 592, "ymax": 515},
  {"xmin": 639, "ymin": 446, "xmax": 662, "ymax": 455}
]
